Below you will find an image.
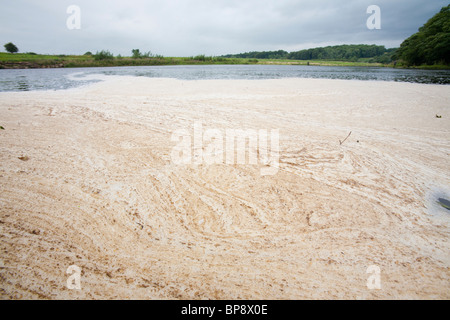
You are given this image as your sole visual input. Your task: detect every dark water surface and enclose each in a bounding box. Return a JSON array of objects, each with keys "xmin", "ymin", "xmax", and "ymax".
[
  {"xmin": 437, "ymin": 198, "xmax": 450, "ymax": 211},
  {"xmin": 1, "ymin": 64, "xmax": 449, "ymax": 92}
]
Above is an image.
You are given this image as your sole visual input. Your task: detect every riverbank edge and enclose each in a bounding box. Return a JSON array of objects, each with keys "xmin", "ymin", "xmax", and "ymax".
[{"xmin": 2, "ymin": 54, "xmax": 449, "ymax": 70}]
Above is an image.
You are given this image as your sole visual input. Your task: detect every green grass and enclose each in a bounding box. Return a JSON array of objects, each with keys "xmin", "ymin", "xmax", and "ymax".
[
  {"xmin": 1, "ymin": 52, "xmax": 447, "ymax": 69},
  {"xmin": 0, "ymin": 52, "xmax": 93, "ymax": 68},
  {"xmin": 0, "ymin": 52, "xmax": 88, "ymax": 62},
  {"xmin": 0, "ymin": 52, "xmax": 260, "ymax": 68}
]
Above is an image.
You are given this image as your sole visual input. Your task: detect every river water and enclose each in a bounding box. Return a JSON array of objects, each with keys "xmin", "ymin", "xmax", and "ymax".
[{"xmin": 0, "ymin": 64, "xmax": 449, "ymax": 92}]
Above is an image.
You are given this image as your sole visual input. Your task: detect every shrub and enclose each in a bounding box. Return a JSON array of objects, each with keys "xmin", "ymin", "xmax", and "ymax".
[
  {"xmin": 193, "ymin": 54, "xmax": 214, "ymax": 62},
  {"xmin": 132, "ymin": 49, "xmax": 141, "ymax": 58},
  {"xmin": 94, "ymin": 50, "xmax": 114, "ymax": 60},
  {"xmin": 132, "ymin": 49, "xmax": 154, "ymax": 58},
  {"xmin": 193, "ymin": 54, "xmax": 206, "ymax": 61}
]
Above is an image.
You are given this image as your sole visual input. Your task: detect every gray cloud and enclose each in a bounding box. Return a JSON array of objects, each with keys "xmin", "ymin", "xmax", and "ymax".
[{"xmin": 0, "ymin": 0, "xmax": 448, "ymax": 56}]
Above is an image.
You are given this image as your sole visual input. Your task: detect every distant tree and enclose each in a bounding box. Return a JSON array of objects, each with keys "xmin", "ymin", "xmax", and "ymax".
[
  {"xmin": 193, "ymin": 54, "xmax": 207, "ymax": 61},
  {"xmin": 132, "ymin": 49, "xmax": 153, "ymax": 58},
  {"xmin": 84, "ymin": 51, "xmax": 92, "ymax": 55},
  {"xmin": 141, "ymin": 51, "xmax": 153, "ymax": 58},
  {"xmin": 93, "ymin": 50, "xmax": 114, "ymax": 60},
  {"xmin": 132, "ymin": 49, "xmax": 141, "ymax": 58},
  {"xmin": 4, "ymin": 42, "xmax": 18, "ymax": 53}
]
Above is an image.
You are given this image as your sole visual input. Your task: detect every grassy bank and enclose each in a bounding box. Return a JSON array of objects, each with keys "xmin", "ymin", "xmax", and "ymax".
[
  {"xmin": 1, "ymin": 52, "xmax": 448, "ymax": 69},
  {"xmin": 0, "ymin": 53, "xmax": 255, "ymax": 69},
  {"xmin": 0, "ymin": 52, "xmax": 389, "ymax": 69}
]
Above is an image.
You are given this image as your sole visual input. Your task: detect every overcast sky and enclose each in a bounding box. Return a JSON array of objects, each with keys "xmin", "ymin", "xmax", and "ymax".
[{"xmin": 0, "ymin": 0, "xmax": 448, "ymax": 56}]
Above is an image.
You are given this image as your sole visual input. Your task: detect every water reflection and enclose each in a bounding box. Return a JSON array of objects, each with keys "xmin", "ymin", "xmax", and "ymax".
[
  {"xmin": 17, "ymin": 81, "xmax": 30, "ymax": 91},
  {"xmin": 437, "ymin": 198, "xmax": 450, "ymax": 211},
  {"xmin": 0, "ymin": 65, "xmax": 449, "ymax": 92}
]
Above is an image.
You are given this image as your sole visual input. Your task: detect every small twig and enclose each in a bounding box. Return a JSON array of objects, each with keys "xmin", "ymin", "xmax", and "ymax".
[{"xmin": 339, "ymin": 131, "xmax": 352, "ymax": 145}]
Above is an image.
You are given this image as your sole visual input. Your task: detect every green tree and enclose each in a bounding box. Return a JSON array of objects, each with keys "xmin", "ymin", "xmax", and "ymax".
[
  {"xmin": 4, "ymin": 42, "xmax": 18, "ymax": 53},
  {"xmin": 396, "ymin": 5, "xmax": 450, "ymax": 66},
  {"xmin": 93, "ymin": 50, "xmax": 114, "ymax": 60},
  {"xmin": 132, "ymin": 49, "xmax": 140, "ymax": 58},
  {"xmin": 132, "ymin": 49, "xmax": 142, "ymax": 58},
  {"xmin": 132, "ymin": 49, "xmax": 154, "ymax": 59}
]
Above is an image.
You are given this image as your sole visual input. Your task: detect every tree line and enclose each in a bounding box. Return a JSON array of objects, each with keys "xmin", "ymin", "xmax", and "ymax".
[
  {"xmin": 222, "ymin": 50, "xmax": 289, "ymax": 60},
  {"xmin": 222, "ymin": 45, "xmax": 395, "ymax": 63},
  {"xmin": 287, "ymin": 45, "xmax": 392, "ymax": 61}
]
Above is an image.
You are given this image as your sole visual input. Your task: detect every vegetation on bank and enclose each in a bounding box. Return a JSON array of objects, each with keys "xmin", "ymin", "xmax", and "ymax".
[
  {"xmin": 0, "ymin": 52, "xmax": 262, "ymax": 69},
  {"xmin": 0, "ymin": 51, "xmax": 396, "ymax": 69},
  {"xmin": 222, "ymin": 45, "xmax": 397, "ymax": 64},
  {"xmin": 3, "ymin": 51, "xmax": 449, "ymax": 69},
  {"xmin": 0, "ymin": 44, "xmax": 400, "ymax": 69},
  {"xmin": 394, "ymin": 5, "xmax": 450, "ymax": 66}
]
